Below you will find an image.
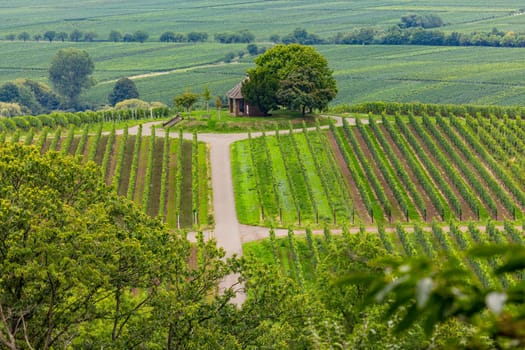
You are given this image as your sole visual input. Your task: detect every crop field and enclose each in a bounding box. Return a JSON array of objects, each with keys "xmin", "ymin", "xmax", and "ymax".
[
  {"xmin": 244, "ymin": 221, "xmax": 525, "ymax": 290},
  {"xmin": 232, "ymin": 113, "xmax": 525, "ymax": 227},
  {"xmin": 1, "ymin": 124, "xmax": 212, "ymax": 229},
  {"xmin": 3, "ymin": 42, "xmax": 525, "ymax": 107},
  {"xmin": 318, "ymin": 45, "xmax": 525, "ymax": 106},
  {"xmin": 2, "ymin": 1, "xmax": 525, "ymax": 107},
  {"xmin": 232, "ymin": 123, "xmax": 354, "ymax": 227},
  {"xmin": 1, "ymin": 0, "xmax": 524, "ymax": 39}
]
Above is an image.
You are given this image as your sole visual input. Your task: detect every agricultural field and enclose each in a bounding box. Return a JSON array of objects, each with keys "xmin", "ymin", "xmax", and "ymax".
[
  {"xmin": 1, "ymin": 0, "xmax": 524, "ymax": 39},
  {"xmin": 244, "ymin": 221, "xmax": 525, "ymax": 291},
  {"xmin": 1, "ymin": 1, "xmax": 525, "ymax": 107},
  {"xmin": 3, "ymin": 42, "xmax": 525, "ymax": 108},
  {"xmin": 232, "ymin": 123, "xmax": 354, "ymax": 227},
  {"xmin": 232, "ymin": 113, "xmax": 525, "ymax": 227},
  {"xmin": 1, "ymin": 123, "xmax": 212, "ymax": 229}
]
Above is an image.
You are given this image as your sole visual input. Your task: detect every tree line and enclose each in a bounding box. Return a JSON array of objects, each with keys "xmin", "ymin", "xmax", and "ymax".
[
  {"xmin": 272, "ymin": 26, "xmax": 525, "ymax": 48},
  {"xmin": 6, "ymin": 25, "xmax": 525, "ymax": 48},
  {"xmin": 3, "ymin": 29, "xmax": 255, "ymax": 44}
]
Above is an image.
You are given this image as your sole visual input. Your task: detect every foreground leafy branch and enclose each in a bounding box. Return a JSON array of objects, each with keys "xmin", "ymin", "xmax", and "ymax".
[{"xmin": 339, "ymin": 242, "xmax": 525, "ymax": 347}]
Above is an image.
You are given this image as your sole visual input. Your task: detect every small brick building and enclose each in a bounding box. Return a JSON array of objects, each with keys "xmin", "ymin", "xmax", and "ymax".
[{"xmin": 227, "ymin": 79, "xmax": 264, "ymax": 116}]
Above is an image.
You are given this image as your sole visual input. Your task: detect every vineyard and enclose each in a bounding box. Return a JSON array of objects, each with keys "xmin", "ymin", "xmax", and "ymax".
[
  {"xmin": 244, "ymin": 221, "xmax": 525, "ymax": 291},
  {"xmin": 331, "ymin": 114, "xmax": 525, "ymax": 224},
  {"xmin": 233, "ymin": 113, "xmax": 525, "ymax": 227},
  {"xmin": 1, "ymin": 123, "xmax": 212, "ymax": 229},
  {"xmin": 232, "ymin": 122, "xmax": 354, "ymax": 227}
]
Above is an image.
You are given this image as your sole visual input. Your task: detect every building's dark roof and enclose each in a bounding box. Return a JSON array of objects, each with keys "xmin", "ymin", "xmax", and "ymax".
[{"xmin": 226, "ymin": 80, "xmax": 244, "ymax": 99}]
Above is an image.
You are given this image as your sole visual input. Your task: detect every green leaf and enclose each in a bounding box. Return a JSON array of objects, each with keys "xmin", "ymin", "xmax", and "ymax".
[
  {"xmin": 422, "ymin": 301, "xmax": 443, "ymax": 336},
  {"xmin": 469, "ymin": 244, "xmax": 519, "ymax": 257},
  {"xmin": 495, "ymin": 257, "xmax": 525, "ymax": 274},
  {"xmin": 375, "ymin": 275, "xmax": 409, "ymax": 302}
]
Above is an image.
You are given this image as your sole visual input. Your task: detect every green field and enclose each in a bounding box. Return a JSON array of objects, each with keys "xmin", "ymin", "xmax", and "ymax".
[
  {"xmin": 3, "ymin": 42, "xmax": 525, "ymax": 107},
  {"xmin": 1, "ymin": 0, "xmax": 524, "ymax": 39},
  {"xmin": 2, "ymin": 1, "xmax": 525, "ymax": 108}
]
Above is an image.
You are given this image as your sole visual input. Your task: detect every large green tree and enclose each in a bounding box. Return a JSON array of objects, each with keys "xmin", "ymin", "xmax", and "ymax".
[
  {"xmin": 277, "ymin": 65, "xmax": 337, "ymax": 115},
  {"xmin": 0, "ymin": 143, "xmax": 240, "ymax": 349},
  {"xmin": 49, "ymin": 48, "xmax": 95, "ymax": 108},
  {"xmin": 242, "ymin": 44, "xmax": 337, "ymax": 115}
]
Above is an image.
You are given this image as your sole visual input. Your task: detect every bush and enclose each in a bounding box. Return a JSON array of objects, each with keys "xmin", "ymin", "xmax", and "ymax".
[
  {"xmin": 37, "ymin": 115, "xmax": 56, "ymax": 128},
  {"xmin": 25, "ymin": 116, "xmax": 43, "ymax": 130},
  {"xmin": 12, "ymin": 116, "xmax": 30, "ymax": 130},
  {"xmin": 50, "ymin": 112, "xmax": 67, "ymax": 127},
  {"xmin": 114, "ymin": 98, "xmax": 150, "ymax": 110},
  {"xmin": 66, "ymin": 113, "xmax": 81, "ymax": 126},
  {"xmin": 0, "ymin": 102, "xmax": 23, "ymax": 117},
  {"xmin": 1, "ymin": 118, "xmax": 16, "ymax": 131}
]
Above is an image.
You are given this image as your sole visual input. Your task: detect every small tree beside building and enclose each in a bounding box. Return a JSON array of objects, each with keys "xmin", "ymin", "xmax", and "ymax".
[{"xmin": 174, "ymin": 90, "xmax": 200, "ymax": 117}]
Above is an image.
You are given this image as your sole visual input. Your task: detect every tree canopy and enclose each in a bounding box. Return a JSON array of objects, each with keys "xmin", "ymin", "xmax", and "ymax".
[
  {"xmin": 174, "ymin": 89, "xmax": 200, "ymax": 116},
  {"xmin": 0, "ymin": 79, "xmax": 59, "ymax": 114},
  {"xmin": 48, "ymin": 48, "xmax": 95, "ymax": 108},
  {"xmin": 0, "ymin": 143, "xmax": 241, "ymax": 349},
  {"xmin": 242, "ymin": 44, "xmax": 337, "ymax": 116}
]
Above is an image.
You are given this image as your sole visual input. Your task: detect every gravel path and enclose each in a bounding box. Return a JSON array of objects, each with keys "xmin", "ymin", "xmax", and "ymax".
[{"xmin": 122, "ymin": 116, "xmax": 345, "ymax": 305}]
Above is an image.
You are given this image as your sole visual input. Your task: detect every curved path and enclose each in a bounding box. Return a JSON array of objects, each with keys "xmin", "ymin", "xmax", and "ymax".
[{"xmin": 126, "ymin": 116, "xmax": 346, "ymax": 305}]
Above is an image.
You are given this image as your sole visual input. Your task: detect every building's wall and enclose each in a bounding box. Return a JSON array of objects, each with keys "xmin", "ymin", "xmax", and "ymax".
[{"xmin": 229, "ymin": 98, "xmax": 266, "ymax": 116}]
